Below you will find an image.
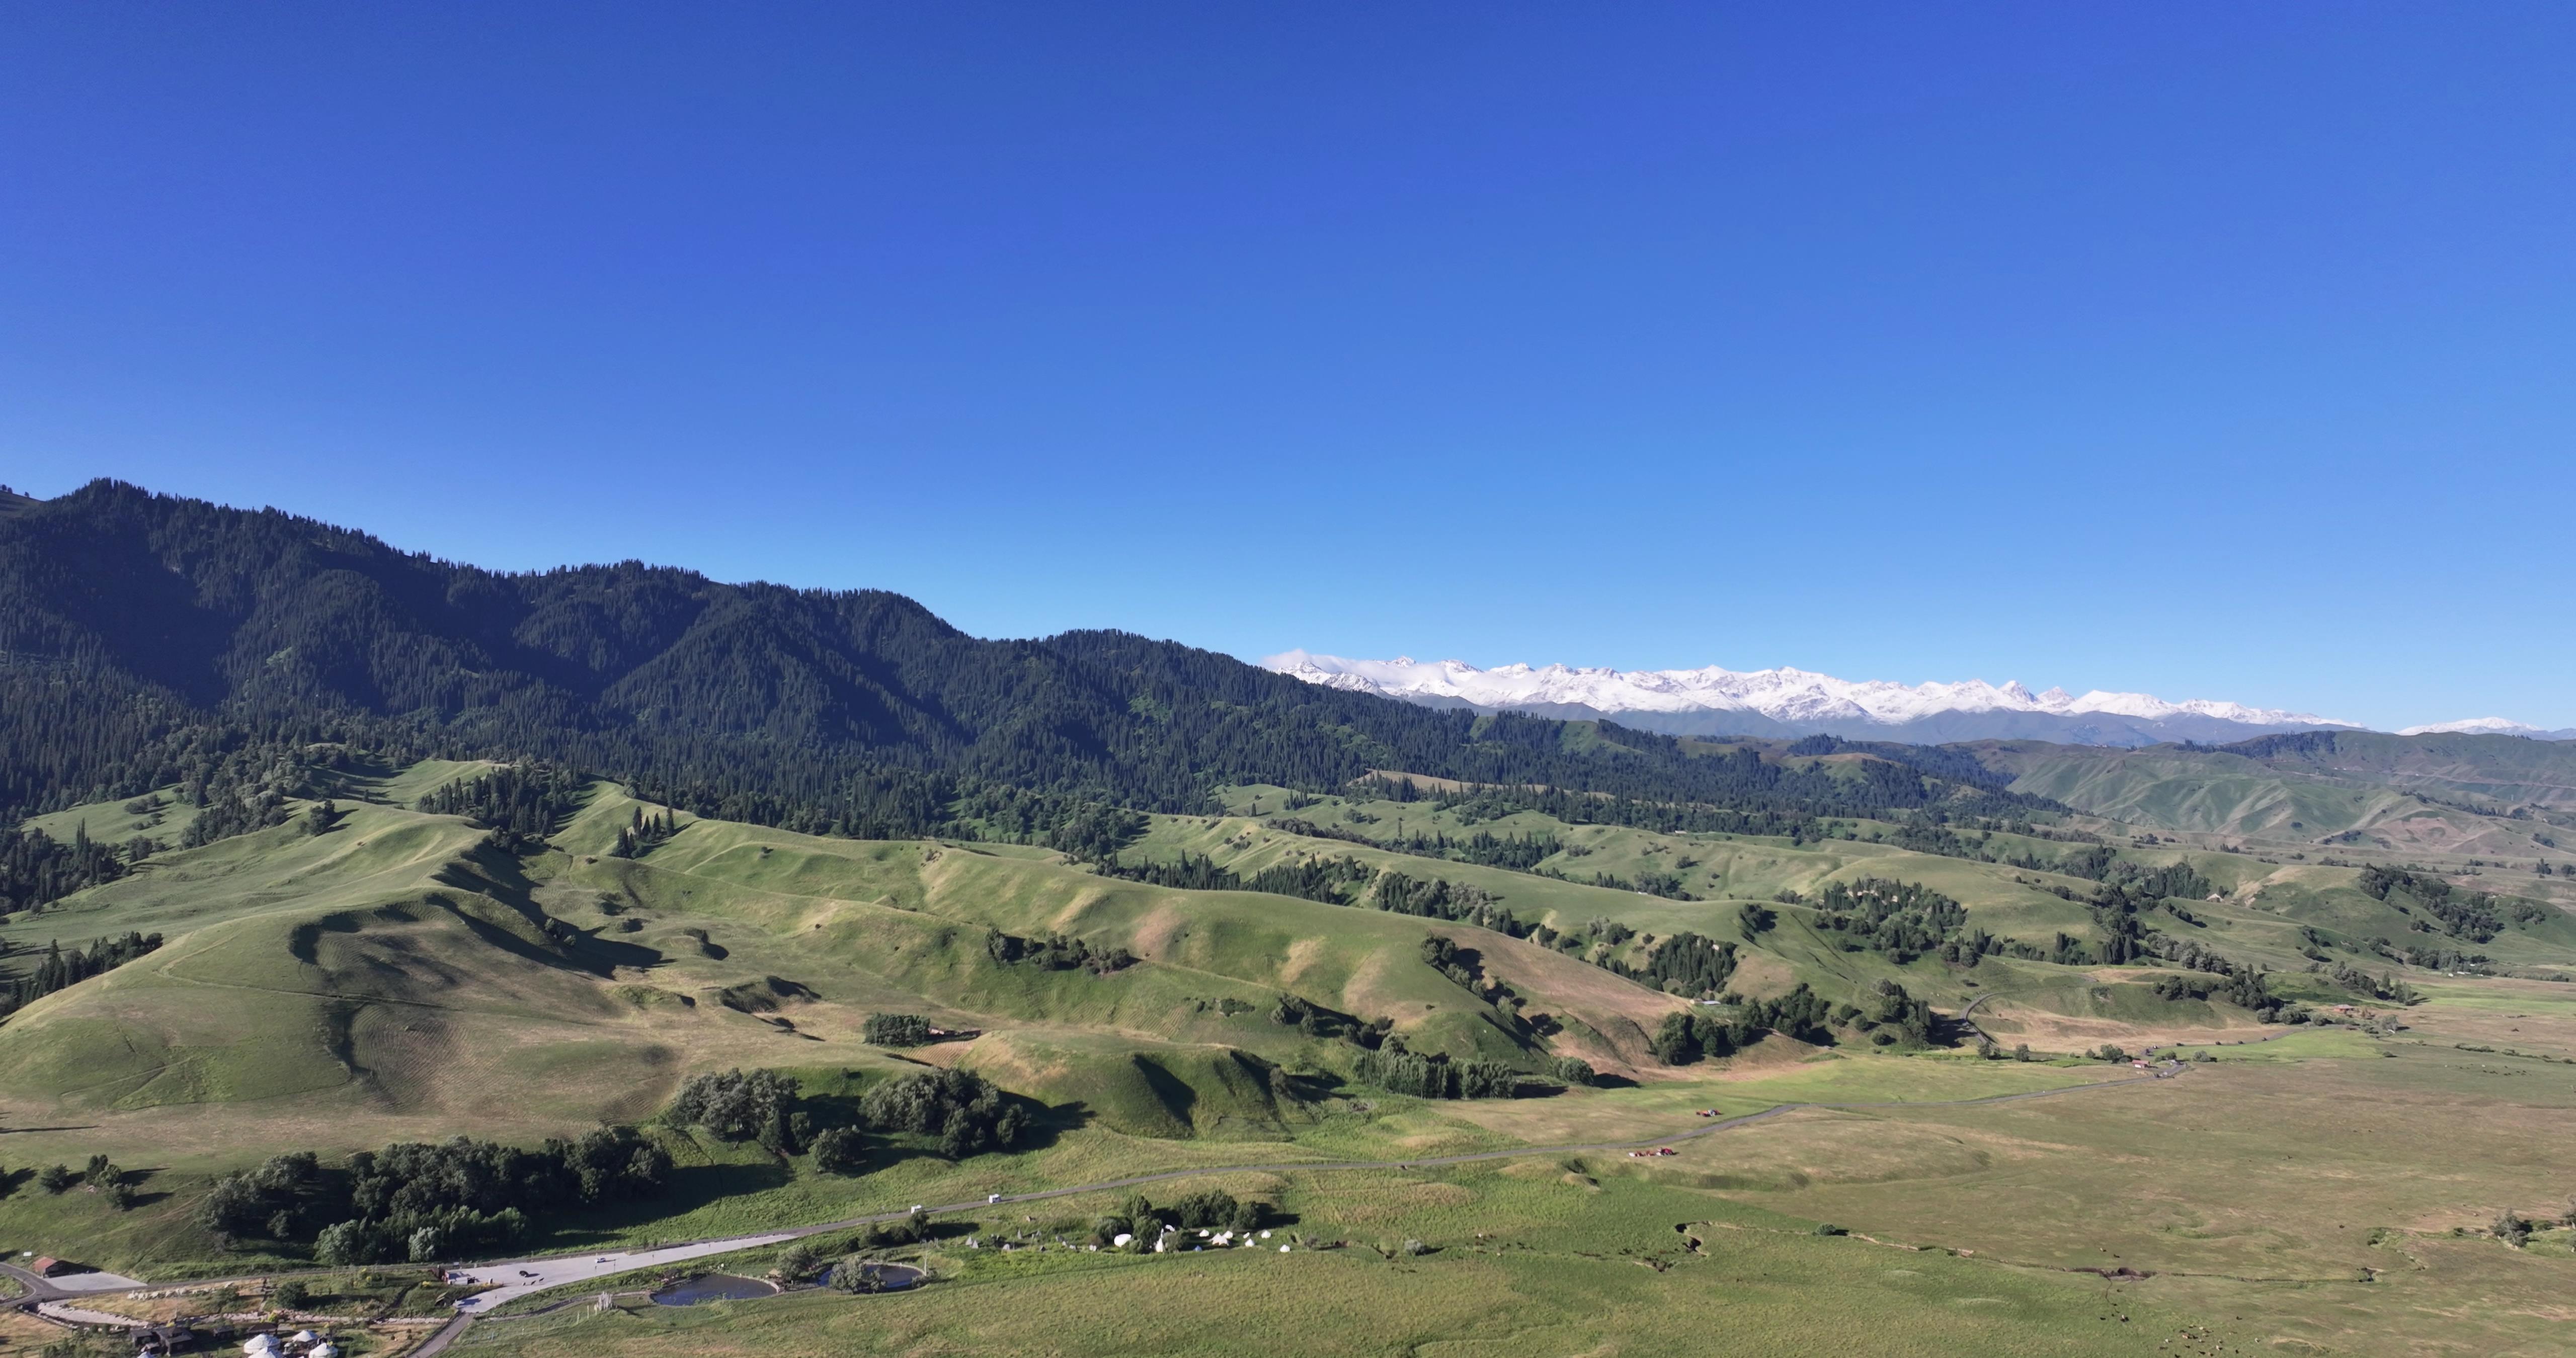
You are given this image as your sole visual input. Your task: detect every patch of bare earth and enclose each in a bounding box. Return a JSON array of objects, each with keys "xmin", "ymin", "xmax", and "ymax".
[
  {"xmin": 1434, "ymin": 924, "xmax": 1686, "ymax": 1069},
  {"xmin": 1966, "ymin": 1000, "xmax": 2271, "ymax": 1051}
]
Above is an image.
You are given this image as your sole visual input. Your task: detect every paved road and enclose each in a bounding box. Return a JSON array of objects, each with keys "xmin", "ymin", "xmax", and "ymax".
[
  {"xmin": 1955, "ymin": 991, "xmax": 2000, "ymax": 1046},
  {"xmin": 0, "ymin": 1262, "xmax": 146, "ymax": 1304},
  {"xmin": 448, "ymin": 1233, "xmax": 805, "ymax": 1314}
]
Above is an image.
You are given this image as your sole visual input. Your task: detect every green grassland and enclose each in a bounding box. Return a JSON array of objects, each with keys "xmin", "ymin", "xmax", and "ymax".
[
  {"xmin": 450, "ymin": 1176, "xmax": 2207, "ymax": 1358},
  {"xmin": 10, "ymin": 756, "xmax": 2576, "ymax": 1355},
  {"xmin": 20, "ymin": 783, "xmax": 207, "ymax": 847},
  {"xmin": 438, "ymin": 1028, "xmax": 2576, "ymax": 1357}
]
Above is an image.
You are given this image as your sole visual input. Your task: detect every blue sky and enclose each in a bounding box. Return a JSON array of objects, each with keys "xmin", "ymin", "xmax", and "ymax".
[{"xmin": 4, "ymin": 4, "xmax": 2571, "ymax": 730}]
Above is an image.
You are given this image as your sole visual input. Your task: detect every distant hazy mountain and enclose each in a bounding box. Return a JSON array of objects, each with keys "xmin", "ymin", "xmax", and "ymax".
[
  {"xmin": 2397, "ymin": 718, "xmax": 2576, "ymax": 740},
  {"xmin": 1264, "ymin": 652, "xmax": 2368, "ymax": 748}
]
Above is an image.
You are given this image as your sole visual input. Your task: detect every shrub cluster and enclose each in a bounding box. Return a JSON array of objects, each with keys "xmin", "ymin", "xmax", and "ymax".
[{"xmin": 862, "ymin": 1012, "xmax": 933, "ymax": 1047}]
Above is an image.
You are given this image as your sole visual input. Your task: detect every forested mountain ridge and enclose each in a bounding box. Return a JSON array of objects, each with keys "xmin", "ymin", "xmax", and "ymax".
[{"xmin": 0, "ymin": 481, "xmax": 2037, "ymax": 827}]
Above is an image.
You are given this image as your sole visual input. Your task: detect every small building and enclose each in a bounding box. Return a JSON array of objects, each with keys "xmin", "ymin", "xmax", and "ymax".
[
  {"xmin": 30, "ymin": 1256, "xmax": 68, "ymax": 1277},
  {"xmin": 133, "ymin": 1325, "xmax": 203, "ymax": 1355}
]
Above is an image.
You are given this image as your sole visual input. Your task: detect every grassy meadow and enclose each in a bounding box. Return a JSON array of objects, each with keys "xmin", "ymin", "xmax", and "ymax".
[{"xmin": 7, "ymin": 755, "xmax": 2576, "ymax": 1354}]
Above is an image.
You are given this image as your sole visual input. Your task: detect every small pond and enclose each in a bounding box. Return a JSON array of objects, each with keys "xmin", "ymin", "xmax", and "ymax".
[
  {"xmin": 649, "ymin": 1273, "xmax": 781, "ymax": 1306},
  {"xmin": 821, "ymin": 1262, "xmax": 925, "ymax": 1293}
]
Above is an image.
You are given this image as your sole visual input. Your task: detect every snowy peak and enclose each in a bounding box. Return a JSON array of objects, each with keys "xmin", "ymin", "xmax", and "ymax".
[
  {"xmin": 1260, "ymin": 651, "xmax": 2362, "ymax": 745},
  {"xmin": 2397, "ymin": 717, "xmax": 2553, "ymax": 737}
]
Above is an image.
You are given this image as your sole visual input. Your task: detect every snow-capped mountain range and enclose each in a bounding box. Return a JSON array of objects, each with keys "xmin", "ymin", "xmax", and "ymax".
[
  {"xmin": 1262, "ymin": 652, "xmax": 2572, "ymax": 747},
  {"xmin": 2397, "ymin": 717, "xmax": 2576, "ymax": 739}
]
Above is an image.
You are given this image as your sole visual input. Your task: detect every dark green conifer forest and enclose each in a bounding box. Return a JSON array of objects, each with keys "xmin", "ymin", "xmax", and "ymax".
[{"xmin": 0, "ymin": 482, "xmax": 2038, "ymax": 847}]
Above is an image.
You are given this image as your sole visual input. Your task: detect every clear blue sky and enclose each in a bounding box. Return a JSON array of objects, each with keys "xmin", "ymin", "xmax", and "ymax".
[{"xmin": 5, "ymin": 4, "xmax": 2570, "ymax": 730}]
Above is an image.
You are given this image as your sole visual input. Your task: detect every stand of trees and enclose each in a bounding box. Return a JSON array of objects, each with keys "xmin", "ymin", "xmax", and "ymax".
[
  {"xmin": 1608, "ymin": 931, "xmax": 1739, "ymax": 997},
  {"xmin": 2320, "ymin": 961, "xmax": 2419, "ymax": 1003},
  {"xmin": 859, "ymin": 1068, "xmax": 1029, "ymax": 1158},
  {"xmin": 863, "ymin": 1013, "xmax": 933, "ymax": 1047},
  {"xmin": 610, "ymin": 805, "xmax": 680, "ymax": 859},
  {"xmin": 1651, "ymin": 982, "xmax": 1839, "ymax": 1064},
  {"xmin": 1801, "ymin": 878, "xmax": 1969, "ymax": 964},
  {"xmin": 2221, "ymin": 969, "xmax": 2289, "ymax": 1020},
  {"xmin": 984, "ymin": 927, "xmax": 1136, "ymax": 975},
  {"xmin": 1095, "ymin": 851, "xmax": 1376, "ymax": 906},
  {"xmin": 1090, "ymin": 1187, "xmax": 1270, "ymax": 1244},
  {"xmin": 1, "ymin": 931, "xmax": 163, "ymax": 1019},
  {"xmin": 669, "ymin": 1068, "xmax": 810, "ymax": 1147},
  {"xmin": 2358, "ymin": 865, "xmax": 2547, "ymax": 943},
  {"xmin": 1373, "ymin": 871, "xmax": 1513, "ymax": 928},
  {"xmin": 197, "ymin": 1130, "xmax": 673, "ymax": 1263},
  {"xmin": 1350, "ymin": 1047, "xmax": 1521, "ymax": 1099},
  {"xmin": 418, "ymin": 762, "xmax": 591, "ymax": 846},
  {"xmin": 1262, "ymin": 816, "xmax": 1562, "ymax": 873},
  {"xmin": 1844, "ymin": 980, "xmax": 1936, "ymax": 1047},
  {"xmin": 667, "ymin": 1066, "xmax": 1031, "ymax": 1164},
  {"xmin": 0, "ymin": 823, "xmax": 131, "ymax": 914}
]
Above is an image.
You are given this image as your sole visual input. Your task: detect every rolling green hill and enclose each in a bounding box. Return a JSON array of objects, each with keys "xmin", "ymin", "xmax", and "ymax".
[
  {"xmin": 14, "ymin": 747, "xmax": 2569, "ymax": 1153},
  {"xmin": 1980, "ymin": 737, "xmax": 2576, "ymax": 871},
  {"xmin": 8, "ymin": 751, "xmax": 2576, "ymax": 1358},
  {"xmin": 2226, "ymin": 729, "xmax": 2576, "ymax": 809}
]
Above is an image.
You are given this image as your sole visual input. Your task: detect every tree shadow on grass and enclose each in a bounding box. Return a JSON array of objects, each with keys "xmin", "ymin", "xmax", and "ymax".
[
  {"xmin": 539, "ymin": 1158, "xmax": 799, "ymax": 1248},
  {"xmin": 117, "ymin": 1166, "xmax": 175, "ymax": 1210}
]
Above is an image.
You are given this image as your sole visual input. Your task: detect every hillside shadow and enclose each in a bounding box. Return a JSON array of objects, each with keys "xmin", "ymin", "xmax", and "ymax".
[
  {"xmin": 1133, "ymin": 1056, "xmax": 1199, "ymax": 1130},
  {"xmin": 300, "ymin": 749, "xmax": 413, "ymax": 805},
  {"xmin": 424, "ymin": 843, "xmax": 661, "ymax": 975},
  {"xmin": 1286, "ymin": 1069, "xmax": 1346, "ymax": 1098},
  {"xmin": 1039, "ymin": 1099, "xmax": 1099, "ymax": 1137},
  {"xmin": 289, "ymin": 912, "xmax": 366, "ymax": 965}
]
